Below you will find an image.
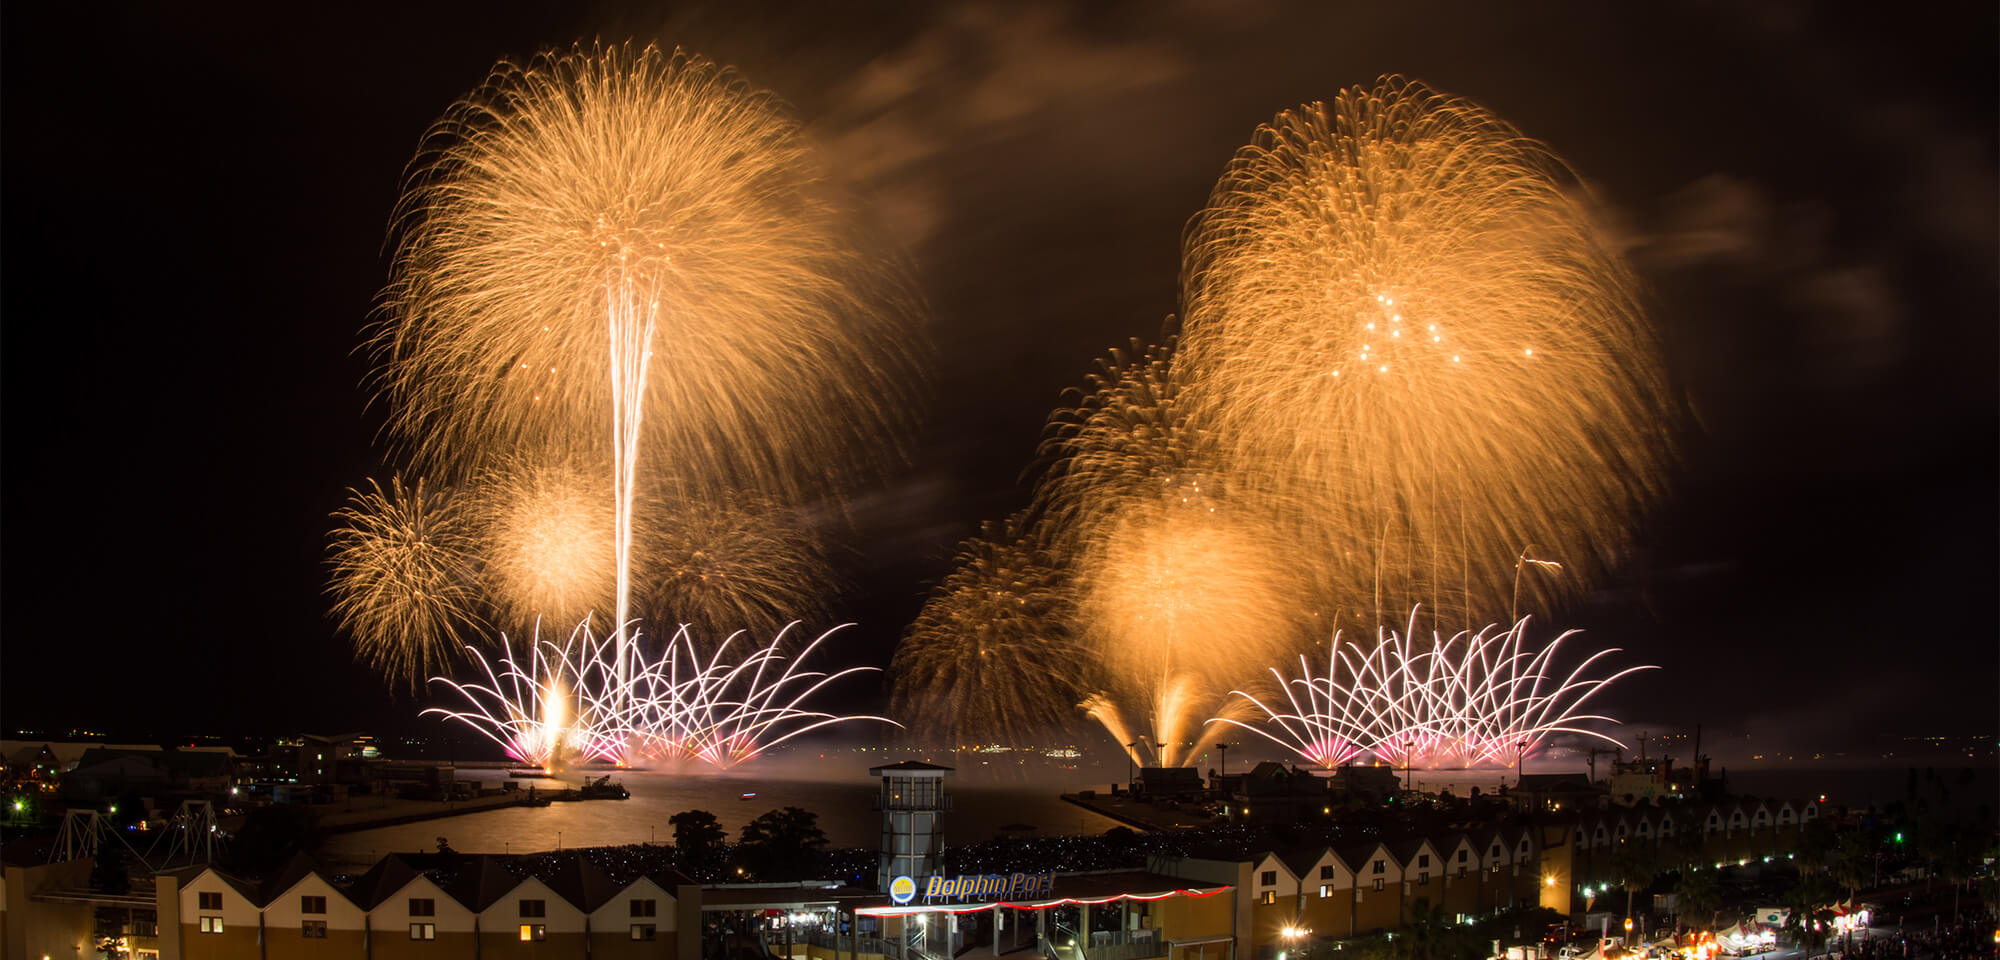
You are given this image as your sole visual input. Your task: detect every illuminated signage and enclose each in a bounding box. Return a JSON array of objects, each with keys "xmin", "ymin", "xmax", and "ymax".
[
  {"xmin": 890, "ymin": 876, "xmax": 918, "ymax": 905},
  {"xmin": 923, "ymin": 872, "xmax": 1056, "ymax": 901}
]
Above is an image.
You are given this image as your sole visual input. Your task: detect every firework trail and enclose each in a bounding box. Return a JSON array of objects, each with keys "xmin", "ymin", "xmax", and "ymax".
[
  {"xmin": 375, "ymin": 43, "xmax": 916, "ymax": 701},
  {"xmin": 327, "ymin": 476, "xmax": 486, "ymax": 692},
  {"xmin": 637, "ymin": 485, "xmax": 834, "ymax": 645},
  {"xmin": 891, "ymin": 516, "xmax": 1087, "ymax": 749},
  {"xmin": 471, "ymin": 459, "xmax": 616, "ymax": 631},
  {"xmin": 1178, "ymin": 77, "xmax": 1671, "ymax": 629},
  {"xmin": 632, "ymin": 622, "xmax": 896, "ymax": 767},
  {"xmin": 1214, "ymin": 607, "xmax": 1655, "ymax": 769}
]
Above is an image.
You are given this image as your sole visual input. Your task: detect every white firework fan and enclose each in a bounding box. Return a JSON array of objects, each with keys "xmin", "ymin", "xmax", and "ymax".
[
  {"xmin": 423, "ymin": 618, "xmax": 635, "ymax": 771},
  {"xmin": 1215, "ymin": 607, "xmax": 1655, "ymax": 768}
]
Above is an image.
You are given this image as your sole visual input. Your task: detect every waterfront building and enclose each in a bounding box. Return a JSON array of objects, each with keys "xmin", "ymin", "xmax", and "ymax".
[{"xmin": 872, "ymin": 761, "xmax": 951, "ymax": 893}]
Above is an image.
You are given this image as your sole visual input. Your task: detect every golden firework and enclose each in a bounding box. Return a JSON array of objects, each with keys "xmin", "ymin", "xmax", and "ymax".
[
  {"xmin": 326, "ymin": 476, "xmax": 486, "ymax": 692},
  {"xmin": 1178, "ymin": 77, "xmax": 1671, "ymax": 628},
  {"xmin": 636, "ymin": 484, "xmax": 834, "ymax": 642},
  {"xmin": 891, "ymin": 515, "xmax": 1088, "ymax": 749},
  {"xmin": 470, "ymin": 459, "xmax": 616, "ymax": 632}
]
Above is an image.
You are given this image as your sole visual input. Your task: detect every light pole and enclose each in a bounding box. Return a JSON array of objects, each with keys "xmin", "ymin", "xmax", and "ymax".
[
  {"xmin": 1218, "ymin": 743, "xmax": 1230, "ymax": 780},
  {"xmin": 1124, "ymin": 743, "xmax": 1138, "ymax": 794}
]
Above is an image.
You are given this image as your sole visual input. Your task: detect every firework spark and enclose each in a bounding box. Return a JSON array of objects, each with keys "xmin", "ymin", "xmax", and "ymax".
[
  {"xmin": 1214, "ymin": 608, "xmax": 1656, "ymax": 769},
  {"xmin": 375, "ymin": 42, "xmax": 916, "ymax": 701},
  {"xmin": 327, "ymin": 476, "xmax": 486, "ymax": 692},
  {"xmin": 891, "ymin": 516, "xmax": 1087, "ymax": 749},
  {"xmin": 1178, "ymin": 77, "xmax": 1671, "ymax": 628}
]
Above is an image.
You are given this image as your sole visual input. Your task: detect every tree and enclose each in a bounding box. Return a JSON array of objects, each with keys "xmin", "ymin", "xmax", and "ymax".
[
  {"xmin": 1827, "ymin": 828, "xmax": 1875, "ymax": 899},
  {"xmin": 670, "ymin": 810, "xmax": 728, "ymax": 879},
  {"xmin": 1674, "ymin": 868, "xmax": 1722, "ymax": 932},
  {"xmin": 737, "ymin": 807, "xmax": 827, "ymax": 881},
  {"xmin": 1780, "ymin": 873, "xmax": 1838, "ymax": 954},
  {"xmin": 1613, "ymin": 841, "xmax": 1657, "ymax": 926}
]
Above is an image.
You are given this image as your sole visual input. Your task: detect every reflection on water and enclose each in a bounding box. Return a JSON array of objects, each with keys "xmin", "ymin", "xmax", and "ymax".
[{"xmin": 322, "ymin": 768, "xmax": 1125, "ymax": 866}]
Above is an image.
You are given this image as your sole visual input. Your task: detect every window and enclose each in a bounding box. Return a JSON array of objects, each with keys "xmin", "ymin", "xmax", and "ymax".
[
  {"xmin": 1418, "ymin": 854, "xmax": 1430, "ymax": 868},
  {"xmin": 519, "ymin": 924, "xmax": 547, "ymax": 942},
  {"xmin": 200, "ymin": 916, "xmax": 225, "ymax": 934},
  {"xmin": 1372, "ymin": 860, "xmax": 1385, "ymax": 875},
  {"xmin": 631, "ymin": 898, "xmax": 658, "ymax": 917},
  {"xmin": 198, "ymin": 892, "xmax": 223, "ymax": 910},
  {"xmin": 632, "ymin": 924, "xmax": 658, "ymax": 940},
  {"xmin": 1490, "ymin": 844, "xmax": 1502, "ymax": 858},
  {"xmin": 1259, "ymin": 891, "xmax": 1276, "ymax": 905},
  {"xmin": 520, "ymin": 899, "xmax": 546, "ymax": 918},
  {"xmin": 301, "ymin": 895, "xmax": 326, "ymax": 914},
  {"xmin": 410, "ymin": 923, "xmax": 436, "ymax": 940},
  {"xmin": 1260, "ymin": 870, "xmax": 1277, "ymax": 886},
  {"xmin": 409, "ymin": 898, "xmax": 435, "ymax": 917},
  {"xmin": 1320, "ymin": 865, "xmax": 1334, "ymax": 880},
  {"xmin": 302, "ymin": 921, "xmax": 328, "ymax": 939},
  {"xmin": 1319, "ymin": 884, "xmax": 1334, "ymax": 899},
  {"xmin": 1418, "ymin": 871, "xmax": 1428, "ymax": 884},
  {"xmin": 1458, "ymin": 867, "xmax": 1468, "ymax": 879},
  {"xmin": 1456, "ymin": 849, "xmax": 1467, "ymax": 862},
  {"xmin": 1372, "ymin": 878, "xmax": 1385, "ymax": 893}
]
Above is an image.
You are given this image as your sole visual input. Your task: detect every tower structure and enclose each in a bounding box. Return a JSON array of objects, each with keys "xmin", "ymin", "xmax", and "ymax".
[{"xmin": 870, "ymin": 760, "xmax": 952, "ymax": 893}]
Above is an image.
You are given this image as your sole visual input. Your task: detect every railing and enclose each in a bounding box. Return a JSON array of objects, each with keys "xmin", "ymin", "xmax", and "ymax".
[{"xmin": 1088, "ymin": 932, "xmax": 1166, "ymax": 960}]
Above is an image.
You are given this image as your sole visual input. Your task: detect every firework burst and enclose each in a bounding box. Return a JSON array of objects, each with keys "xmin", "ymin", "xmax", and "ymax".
[
  {"xmin": 1178, "ymin": 77, "xmax": 1671, "ymax": 628},
  {"xmin": 327, "ymin": 476, "xmax": 486, "ymax": 692},
  {"xmin": 374, "ymin": 42, "xmax": 917, "ymax": 704},
  {"xmin": 891, "ymin": 516, "xmax": 1086, "ymax": 749},
  {"xmin": 1214, "ymin": 607, "xmax": 1656, "ymax": 769}
]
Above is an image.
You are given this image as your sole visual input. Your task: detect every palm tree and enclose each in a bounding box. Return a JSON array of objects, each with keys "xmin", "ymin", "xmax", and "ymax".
[
  {"xmin": 1674, "ymin": 868, "xmax": 1722, "ymax": 933},
  {"xmin": 1613, "ymin": 841, "xmax": 1657, "ymax": 929}
]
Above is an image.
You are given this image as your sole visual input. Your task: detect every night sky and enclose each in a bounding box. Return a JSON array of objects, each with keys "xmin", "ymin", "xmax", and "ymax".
[{"xmin": 4, "ymin": 2, "xmax": 1994, "ymax": 755}]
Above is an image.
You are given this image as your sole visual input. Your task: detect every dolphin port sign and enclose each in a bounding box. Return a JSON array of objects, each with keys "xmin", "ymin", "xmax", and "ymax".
[{"xmin": 918, "ymin": 871, "xmax": 1057, "ymax": 902}]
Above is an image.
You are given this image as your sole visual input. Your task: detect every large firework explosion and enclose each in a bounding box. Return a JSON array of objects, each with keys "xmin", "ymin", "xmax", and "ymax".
[
  {"xmin": 371, "ymin": 42, "xmax": 915, "ymax": 695},
  {"xmin": 1214, "ymin": 608, "xmax": 1656, "ymax": 769},
  {"xmin": 891, "ymin": 516, "xmax": 1086, "ymax": 750},
  {"xmin": 1177, "ymin": 77, "xmax": 1671, "ymax": 630},
  {"xmin": 326, "ymin": 476, "xmax": 486, "ymax": 692}
]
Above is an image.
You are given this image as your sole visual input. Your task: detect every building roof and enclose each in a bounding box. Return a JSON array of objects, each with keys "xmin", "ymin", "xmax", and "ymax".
[
  {"xmin": 869, "ymin": 761, "xmax": 954, "ymax": 774},
  {"xmin": 853, "ymin": 869, "xmax": 1231, "ymax": 917},
  {"xmin": 346, "ymin": 855, "xmax": 425, "ymax": 911}
]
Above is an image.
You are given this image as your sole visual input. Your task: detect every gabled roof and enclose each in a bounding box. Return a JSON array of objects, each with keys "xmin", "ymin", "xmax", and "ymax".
[
  {"xmin": 440, "ymin": 855, "xmax": 525, "ymax": 913},
  {"xmin": 263, "ymin": 851, "xmax": 342, "ymax": 906},
  {"xmin": 346, "ymin": 855, "xmax": 425, "ymax": 911},
  {"xmin": 1388, "ymin": 836, "xmax": 1438, "ymax": 865},
  {"xmin": 1336, "ymin": 840, "xmax": 1391, "ymax": 870},
  {"xmin": 1278, "ymin": 847, "xmax": 1325, "ymax": 879},
  {"xmin": 543, "ymin": 853, "xmax": 622, "ymax": 913},
  {"xmin": 164, "ymin": 864, "xmax": 265, "ymax": 905}
]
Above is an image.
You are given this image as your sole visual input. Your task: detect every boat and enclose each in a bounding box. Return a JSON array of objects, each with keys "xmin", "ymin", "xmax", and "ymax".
[
  {"xmin": 739, "ymin": 792, "xmax": 757, "ymax": 800},
  {"xmin": 579, "ymin": 775, "xmax": 629, "ymax": 801}
]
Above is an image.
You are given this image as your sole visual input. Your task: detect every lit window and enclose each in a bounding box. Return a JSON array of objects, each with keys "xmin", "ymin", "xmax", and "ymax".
[
  {"xmin": 1260, "ymin": 891, "xmax": 1276, "ymax": 905},
  {"xmin": 632, "ymin": 924, "xmax": 658, "ymax": 940},
  {"xmin": 1319, "ymin": 884, "xmax": 1334, "ymax": 899},
  {"xmin": 303, "ymin": 920, "xmax": 327, "ymax": 939},
  {"xmin": 301, "ymin": 895, "xmax": 326, "ymax": 914},
  {"xmin": 519, "ymin": 924, "xmax": 547, "ymax": 941},
  {"xmin": 1373, "ymin": 879, "xmax": 1385, "ymax": 893},
  {"xmin": 200, "ymin": 916, "xmax": 225, "ymax": 934},
  {"xmin": 410, "ymin": 923, "xmax": 436, "ymax": 940}
]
